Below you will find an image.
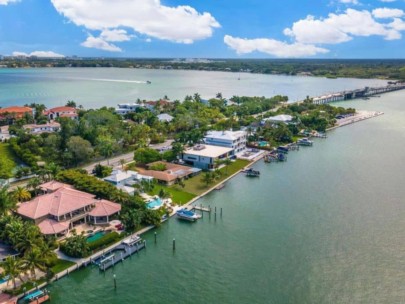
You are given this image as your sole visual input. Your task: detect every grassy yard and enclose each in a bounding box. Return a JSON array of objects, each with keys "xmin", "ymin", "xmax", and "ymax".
[
  {"xmin": 182, "ymin": 159, "xmax": 250, "ymax": 195},
  {"xmin": 51, "ymin": 259, "xmax": 76, "ymax": 274},
  {"xmin": 0, "ymin": 143, "xmax": 19, "ymax": 179},
  {"xmin": 149, "ymin": 186, "xmax": 196, "ymax": 205}
]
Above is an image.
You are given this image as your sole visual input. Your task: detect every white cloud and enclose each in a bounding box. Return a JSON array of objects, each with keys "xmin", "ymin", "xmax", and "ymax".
[
  {"xmin": 225, "ymin": 7, "xmax": 405, "ymax": 58},
  {"xmin": 223, "ymin": 35, "xmax": 329, "ymax": 58},
  {"xmin": 372, "ymin": 8, "xmax": 404, "ymax": 18},
  {"xmin": 0, "ymin": 0, "xmax": 19, "ymax": 5},
  {"xmin": 339, "ymin": 0, "xmax": 359, "ymax": 4},
  {"xmin": 389, "ymin": 18, "xmax": 405, "ymax": 31},
  {"xmin": 50, "ymin": 0, "xmax": 220, "ymax": 45},
  {"xmin": 100, "ymin": 29, "xmax": 133, "ymax": 42},
  {"xmin": 284, "ymin": 15, "xmax": 351, "ymax": 44},
  {"xmin": 81, "ymin": 35, "xmax": 122, "ymax": 52},
  {"xmin": 284, "ymin": 9, "xmax": 405, "ymax": 43},
  {"xmin": 380, "ymin": 0, "xmax": 396, "ymax": 2},
  {"xmin": 12, "ymin": 51, "xmax": 65, "ymax": 58}
]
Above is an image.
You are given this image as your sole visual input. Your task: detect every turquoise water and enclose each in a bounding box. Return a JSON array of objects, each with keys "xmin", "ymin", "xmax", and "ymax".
[
  {"xmin": 86, "ymin": 231, "xmax": 107, "ymax": 243},
  {"xmin": 46, "ymin": 90, "xmax": 405, "ymax": 303},
  {"xmin": 0, "ymin": 68, "xmax": 387, "ymax": 108},
  {"xmin": 146, "ymin": 197, "xmax": 163, "ymax": 209}
]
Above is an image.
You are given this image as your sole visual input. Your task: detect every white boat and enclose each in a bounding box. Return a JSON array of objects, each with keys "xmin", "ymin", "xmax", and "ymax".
[
  {"xmin": 176, "ymin": 209, "xmax": 200, "ymax": 222},
  {"xmin": 297, "ymin": 138, "xmax": 313, "ymax": 146}
]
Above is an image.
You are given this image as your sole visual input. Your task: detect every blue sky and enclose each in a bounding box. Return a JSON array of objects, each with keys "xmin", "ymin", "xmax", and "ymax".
[{"xmin": 1, "ymin": 0, "xmax": 405, "ymax": 58}]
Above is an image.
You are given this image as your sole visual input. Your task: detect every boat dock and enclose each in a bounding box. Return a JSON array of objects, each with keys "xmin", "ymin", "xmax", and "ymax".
[
  {"xmin": 92, "ymin": 236, "xmax": 146, "ymax": 271},
  {"xmin": 192, "ymin": 205, "xmax": 211, "ymax": 213}
]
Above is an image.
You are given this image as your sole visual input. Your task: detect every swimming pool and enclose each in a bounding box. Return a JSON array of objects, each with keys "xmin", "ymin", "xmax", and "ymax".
[
  {"xmin": 0, "ymin": 275, "xmax": 9, "ymax": 284},
  {"xmin": 147, "ymin": 197, "xmax": 163, "ymax": 209},
  {"xmin": 86, "ymin": 231, "xmax": 106, "ymax": 243},
  {"xmin": 258, "ymin": 141, "xmax": 268, "ymax": 147}
]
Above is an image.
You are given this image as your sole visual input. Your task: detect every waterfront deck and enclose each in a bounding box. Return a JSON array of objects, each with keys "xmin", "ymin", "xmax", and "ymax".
[{"xmin": 93, "ymin": 238, "xmax": 146, "ymax": 271}]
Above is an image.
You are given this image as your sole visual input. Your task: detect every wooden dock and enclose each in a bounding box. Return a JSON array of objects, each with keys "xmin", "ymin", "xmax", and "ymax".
[
  {"xmin": 95, "ymin": 240, "xmax": 146, "ymax": 271},
  {"xmin": 192, "ymin": 206, "xmax": 211, "ymax": 212}
]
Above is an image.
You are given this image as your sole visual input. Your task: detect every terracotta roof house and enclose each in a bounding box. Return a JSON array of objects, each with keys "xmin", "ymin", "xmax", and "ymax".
[
  {"xmin": 23, "ymin": 122, "xmax": 60, "ymax": 134},
  {"xmin": 16, "ymin": 183, "xmax": 121, "ymax": 237},
  {"xmin": 137, "ymin": 161, "xmax": 201, "ymax": 185},
  {"xmin": 0, "ymin": 106, "xmax": 33, "ymax": 119},
  {"xmin": 44, "ymin": 106, "xmax": 78, "ymax": 120}
]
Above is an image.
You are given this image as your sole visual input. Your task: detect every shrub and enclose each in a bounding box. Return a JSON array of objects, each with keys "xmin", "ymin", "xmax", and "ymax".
[{"xmin": 88, "ymin": 231, "xmax": 121, "ymax": 252}]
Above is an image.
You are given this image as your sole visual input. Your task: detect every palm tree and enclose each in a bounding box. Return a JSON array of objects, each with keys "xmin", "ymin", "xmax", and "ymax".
[
  {"xmin": 14, "ymin": 223, "xmax": 42, "ymax": 255},
  {"xmin": 12, "ymin": 186, "xmax": 31, "ymax": 203},
  {"xmin": 201, "ymin": 172, "xmax": 213, "ymax": 187},
  {"xmin": 1, "ymin": 257, "xmax": 24, "ymax": 289},
  {"xmin": 22, "ymin": 247, "xmax": 46, "ymax": 279},
  {"xmin": 119, "ymin": 159, "xmax": 126, "ymax": 170},
  {"xmin": 27, "ymin": 177, "xmax": 41, "ymax": 196},
  {"xmin": 223, "ymin": 158, "xmax": 232, "ymax": 175},
  {"xmin": 45, "ymin": 162, "xmax": 61, "ymax": 180},
  {"xmin": 0, "ymin": 186, "xmax": 17, "ymax": 215}
]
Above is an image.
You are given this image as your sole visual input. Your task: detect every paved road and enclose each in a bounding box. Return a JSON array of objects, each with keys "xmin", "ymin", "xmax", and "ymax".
[{"xmin": 82, "ymin": 139, "xmax": 174, "ymax": 173}]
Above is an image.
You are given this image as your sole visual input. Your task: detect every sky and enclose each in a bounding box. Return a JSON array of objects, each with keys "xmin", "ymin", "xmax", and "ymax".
[{"xmin": 1, "ymin": 0, "xmax": 405, "ymax": 58}]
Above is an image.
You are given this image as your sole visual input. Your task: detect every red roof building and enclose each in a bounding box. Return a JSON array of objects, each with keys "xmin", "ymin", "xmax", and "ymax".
[
  {"xmin": 44, "ymin": 106, "xmax": 78, "ymax": 120},
  {"xmin": 0, "ymin": 106, "xmax": 33, "ymax": 119},
  {"xmin": 16, "ymin": 183, "xmax": 121, "ymax": 237}
]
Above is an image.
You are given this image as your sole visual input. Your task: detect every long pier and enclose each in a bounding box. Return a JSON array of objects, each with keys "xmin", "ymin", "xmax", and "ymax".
[{"xmin": 311, "ymin": 81, "xmax": 405, "ymax": 104}]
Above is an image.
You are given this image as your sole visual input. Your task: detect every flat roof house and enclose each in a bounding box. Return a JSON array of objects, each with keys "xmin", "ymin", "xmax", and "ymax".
[
  {"xmin": 23, "ymin": 122, "xmax": 60, "ymax": 134},
  {"xmin": 16, "ymin": 182, "xmax": 121, "ymax": 237},
  {"xmin": 115, "ymin": 103, "xmax": 142, "ymax": 115},
  {"xmin": 204, "ymin": 130, "xmax": 247, "ymax": 154},
  {"xmin": 182, "ymin": 144, "xmax": 233, "ymax": 170},
  {"xmin": 262, "ymin": 114, "xmax": 293, "ymax": 124},
  {"xmin": 137, "ymin": 161, "xmax": 201, "ymax": 185},
  {"xmin": 103, "ymin": 170, "xmax": 154, "ymax": 194}
]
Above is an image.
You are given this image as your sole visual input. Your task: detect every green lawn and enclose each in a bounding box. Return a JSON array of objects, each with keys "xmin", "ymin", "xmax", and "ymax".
[
  {"xmin": 51, "ymin": 259, "xmax": 76, "ymax": 274},
  {"xmin": 0, "ymin": 143, "xmax": 19, "ymax": 179},
  {"xmin": 149, "ymin": 185, "xmax": 196, "ymax": 205},
  {"xmin": 182, "ymin": 159, "xmax": 250, "ymax": 195}
]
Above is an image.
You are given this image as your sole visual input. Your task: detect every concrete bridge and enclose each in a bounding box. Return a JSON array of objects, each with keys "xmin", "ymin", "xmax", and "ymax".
[{"xmin": 311, "ymin": 82, "xmax": 405, "ymax": 104}]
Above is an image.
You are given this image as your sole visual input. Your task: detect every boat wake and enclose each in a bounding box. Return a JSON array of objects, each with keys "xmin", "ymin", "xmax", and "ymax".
[{"xmin": 77, "ymin": 77, "xmax": 148, "ymax": 84}]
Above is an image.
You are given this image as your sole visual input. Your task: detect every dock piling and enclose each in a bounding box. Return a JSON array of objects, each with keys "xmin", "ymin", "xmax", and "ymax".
[
  {"xmin": 173, "ymin": 238, "xmax": 176, "ymax": 251},
  {"xmin": 113, "ymin": 274, "xmax": 117, "ymax": 290},
  {"xmin": 220, "ymin": 208, "xmax": 223, "ymax": 217},
  {"xmin": 154, "ymin": 232, "xmax": 157, "ymax": 244}
]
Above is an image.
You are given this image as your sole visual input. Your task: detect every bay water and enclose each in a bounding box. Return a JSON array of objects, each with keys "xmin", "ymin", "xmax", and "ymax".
[{"xmin": 1, "ymin": 68, "xmax": 403, "ymax": 303}]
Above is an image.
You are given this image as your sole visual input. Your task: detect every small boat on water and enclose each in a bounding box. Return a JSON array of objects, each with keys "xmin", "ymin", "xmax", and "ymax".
[
  {"xmin": 297, "ymin": 138, "xmax": 313, "ymax": 146},
  {"xmin": 176, "ymin": 209, "xmax": 200, "ymax": 221},
  {"xmin": 23, "ymin": 289, "xmax": 50, "ymax": 303},
  {"xmin": 277, "ymin": 146, "xmax": 289, "ymax": 154},
  {"xmin": 243, "ymin": 168, "xmax": 260, "ymax": 177},
  {"xmin": 146, "ymin": 80, "xmax": 151, "ymax": 84}
]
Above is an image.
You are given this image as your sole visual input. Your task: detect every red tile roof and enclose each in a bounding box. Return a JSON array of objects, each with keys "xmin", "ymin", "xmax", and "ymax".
[
  {"xmin": 17, "ymin": 186, "xmax": 95, "ymax": 219},
  {"xmin": 0, "ymin": 106, "xmax": 33, "ymax": 114},
  {"xmin": 89, "ymin": 200, "xmax": 121, "ymax": 217},
  {"xmin": 40, "ymin": 181, "xmax": 72, "ymax": 192},
  {"xmin": 0, "ymin": 106, "xmax": 33, "ymax": 119},
  {"xmin": 46, "ymin": 106, "xmax": 76, "ymax": 113},
  {"xmin": 38, "ymin": 219, "xmax": 69, "ymax": 235}
]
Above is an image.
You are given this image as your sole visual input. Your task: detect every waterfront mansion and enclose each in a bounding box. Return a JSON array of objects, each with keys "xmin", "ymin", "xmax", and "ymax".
[{"xmin": 16, "ymin": 181, "xmax": 121, "ymax": 238}]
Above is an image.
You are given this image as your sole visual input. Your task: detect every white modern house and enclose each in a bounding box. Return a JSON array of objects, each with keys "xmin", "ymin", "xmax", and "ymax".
[
  {"xmin": 204, "ymin": 130, "xmax": 247, "ymax": 155},
  {"xmin": 23, "ymin": 122, "xmax": 61, "ymax": 134},
  {"xmin": 182, "ymin": 144, "xmax": 233, "ymax": 170},
  {"xmin": 157, "ymin": 113, "xmax": 174, "ymax": 122},
  {"xmin": 0, "ymin": 125, "xmax": 10, "ymax": 141},
  {"xmin": 261, "ymin": 114, "xmax": 293, "ymax": 124},
  {"xmin": 115, "ymin": 103, "xmax": 142, "ymax": 115},
  {"xmin": 103, "ymin": 170, "xmax": 154, "ymax": 194}
]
